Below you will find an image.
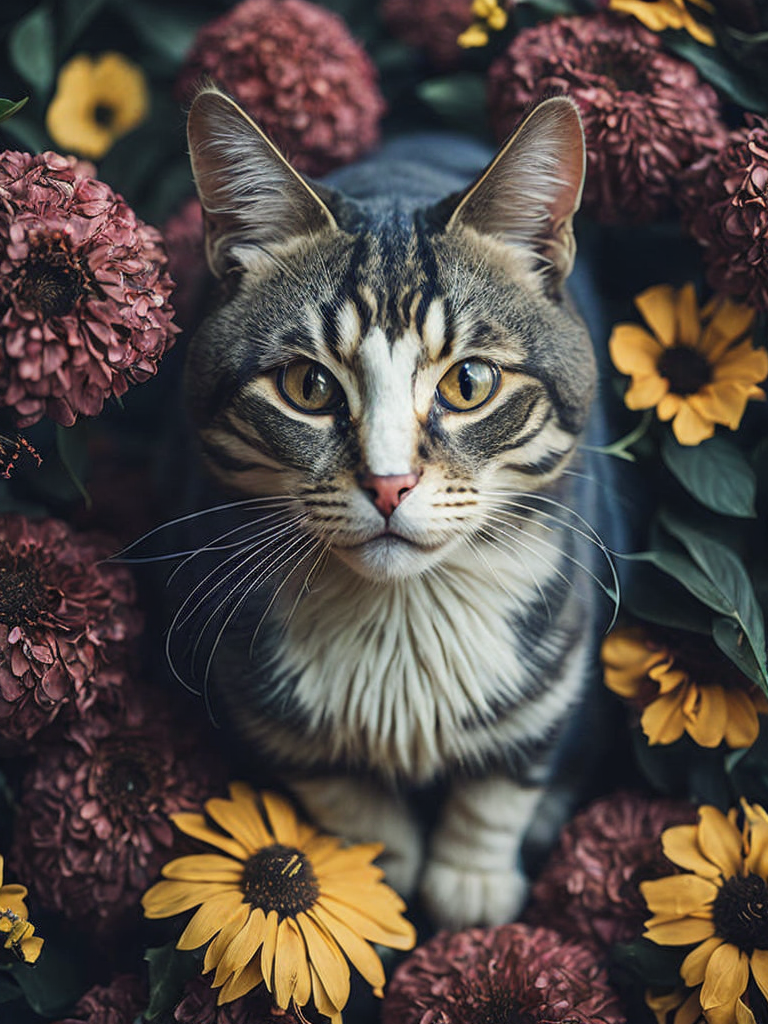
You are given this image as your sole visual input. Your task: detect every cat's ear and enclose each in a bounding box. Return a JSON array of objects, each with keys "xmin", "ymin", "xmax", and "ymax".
[
  {"xmin": 446, "ymin": 97, "xmax": 585, "ymax": 287},
  {"xmin": 187, "ymin": 87, "xmax": 338, "ymax": 278}
]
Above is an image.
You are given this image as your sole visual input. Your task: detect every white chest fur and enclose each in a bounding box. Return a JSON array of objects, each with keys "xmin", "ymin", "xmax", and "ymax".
[{"xmin": 268, "ymin": 533, "xmax": 581, "ymax": 781}]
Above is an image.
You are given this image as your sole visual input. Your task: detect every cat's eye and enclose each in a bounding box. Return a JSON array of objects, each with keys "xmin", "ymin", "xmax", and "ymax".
[
  {"xmin": 277, "ymin": 360, "xmax": 344, "ymax": 414},
  {"xmin": 436, "ymin": 359, "xmax": 500, "ymax": 412}
]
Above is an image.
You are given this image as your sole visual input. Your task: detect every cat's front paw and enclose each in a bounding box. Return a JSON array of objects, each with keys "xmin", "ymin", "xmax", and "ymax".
[{"xmin": 419, "ymin": 860, "xmax": 529, "ymax": 930}]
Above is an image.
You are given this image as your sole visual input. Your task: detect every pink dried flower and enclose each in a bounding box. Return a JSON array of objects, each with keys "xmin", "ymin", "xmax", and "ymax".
[
  {"xmin": 524, "ymin": 792, "xmax": 696, "ymax": 950},
  {"xmin": 173, "ymin": 975, "xmax": 302, "ymax": 1024},
  {"xmin": 9, "ymin": 681, "xmax": 225, "ymax": 935},
  {"xmin": 381, "ymin": 0, "xmax": 475, "ymax": 69},
  {"xmin": 0, "ymin": 150, "xmax": 178, "ymax": 428},
  {"xmin": 0, "ymin": 515, "xmax": 142, "ymax": 751},
  {"xmin": 176, "ymin": 0, "xmax": 386, "ymax": 176},
  {"xmin": 487, "ymin": 13, "xmax": 726, "ymax": 224},
  {"xmin": 382, "ymin": 923, "xmax": 626, "ymax": 1024},
  {"xmin": 162, "ymin": 197, "xmax": 209, "ymax": 334},
  {"xmin": 678, "ymin": 115, "xmax": 768, "ymax": 310},
  {"xmin": 53, "ymin": 975, "xmax": 146, "ymax": 1024}
]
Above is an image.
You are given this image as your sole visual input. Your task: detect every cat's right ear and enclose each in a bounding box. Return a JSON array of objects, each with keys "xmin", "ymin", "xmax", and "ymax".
[{"xmin": 187, "ymin": 87, "xmax": 338, "ymax": 278}]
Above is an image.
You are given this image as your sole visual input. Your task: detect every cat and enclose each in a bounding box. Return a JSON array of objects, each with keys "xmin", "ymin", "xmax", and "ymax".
[{"xmin": 172, "ymin": 85, "xmax": 616, "ymax": 929}]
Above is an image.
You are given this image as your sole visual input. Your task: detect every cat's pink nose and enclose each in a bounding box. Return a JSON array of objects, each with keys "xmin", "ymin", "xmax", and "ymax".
[{"xmin": 360, "ymin": 472, "xmax": 420, "ymax": 518}]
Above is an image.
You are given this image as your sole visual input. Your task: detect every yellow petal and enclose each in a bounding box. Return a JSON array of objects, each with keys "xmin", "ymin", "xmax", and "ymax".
[
  {"xmin": 609, "ymin": 324, "xmax": 663, "ymax": 375},
  {"xmin": 645, "ymin": 915, "xmax": 715, "ymax": 945},
  {"xmin": 712, "ymin": 341, "xmax": 768, "ymax": 384},
  {"xmin": 662, "ymin": 825, "xmax": 722, "ymax": 878},
  {"xmin": 261, "ymin": 792, "xmax": 299, "ymax": 847},
  {"xmin": 296, "ymin": 911, "xmax": 351, "ymax": 1012},
  {"xmin": 318, "ymin": 893, "xmax": 415, "ymax": 949},
  {"xmin": 698, "ymin": 806, "xmax": 743, "ymax": 878},
  {"xmin": 635, "ymin": 284, "xmax": 678, "ymax": 348},
  {"xmin": 170, "ymin": 813, "xmax": 249, "ymax": 861},
  {"xmin": 688, "ymin": 384, "xmax": 748, "ymax": 430},
  {"xmin": 641, "ymin": 691, "xmax": 687, "ymax": 745},
  {"xmin": 677, "ymin": 988, "xmax": 707, "ymax": 1024},
  {"xmin": 657, "ymin": 393, "xmax": 683, "ymax": 421},
  {"xmin": 177, "ymin": 890, "xmax": 245, "ymax": 951},
  {"xmin": 685, "ymin": 685, "xmax": 726, "ymax": 748},
  {"xmin": 214, "ymin": 907, "xmax": 267, "ymax": 982},
  {"xmin": 316, "ymin": 843, "xmax": 386, "ymax": 875},
  {"xmin": 723, "ymin": 690, "xmax": 760, "ymax": 749},
  {"xmin": 750, "ymin": 949, "xmax": 768, "ymax": 1004},
  {"xmin": 675, "ymin": 284, "xmax": 701, "ymax": 349},
  {"xmin": 161, "ymin": 854, "xmax": 244, "ymax": 882},
  {"xmin": 205, "ymin": 795, "xmax": 273, "ymax": 853},
  {"xmin": 625, "ymin": 373, "xmax": 670, "ymax": 411},
  {"xmin": 700, "ymin": 943, "xmax": 749, "ymax": 1013},
  {"xmin": 260, "ymin": 909, "xmax": 279, "ymax": 991},
  {"xmin": 671, "ymin": 401, "xmax": 715, "ymax": 446},
  {"xmin": 311, "ymin": 902, "xmax": 387, "ymax": 992},
  {"xmin": 700, "ymin": 298, "xmax": 754, "ymax": 361},
  {"xmin": 734, "ymin": 997, "xmax": 757, "ymax": 1024},
  {"xmin": 217, "ymin": 958, "xmax": 264, "ymax": 1004},
  {"xmin": 310, "ymin": 961, "xmax": 343, "ymax": 1019},
  {"xmin": 203, "ymin": 904, "xmax": 250, "ymax": 975},
  {"xmin": 274, "ymin": 916, "xmax": 308, "ymax": 1010},
  {"xmin": 641, "ymin": 874, "xmax": 718, "ymax": 918},
  {"xmin": 681, "ymin": 936, "xmax": 724, "ymax": 985},
  {"xmin": 142, "ymin": 880, "xmax": 235, "ymax": 919}
]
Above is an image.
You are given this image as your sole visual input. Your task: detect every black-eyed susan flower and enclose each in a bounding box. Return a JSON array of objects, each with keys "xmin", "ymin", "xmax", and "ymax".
[
  {"xmin": 607, "ymin": 0, "xmax": 715, "ymax": 45},
  {"xmin": 142, "ymin": 784, "xmax": 416, "ymax": 1020},
  {"xmin": 0, "ymin": 855, "xmax": 42, "ymax": 964},
  {"xmin": 602, "ymin": 626, "xmax": 768, "ymax": 749},
  {"xmin": 45, "ymin": 53, "xmax": 149, "ymax": 160},
  {"xmin": 642, "ymin": 803, "xmax": 768, "ymax": 1024},
  {"xmin": 609, "ymin": 284, "xmax": 768, "ymax": 445}
]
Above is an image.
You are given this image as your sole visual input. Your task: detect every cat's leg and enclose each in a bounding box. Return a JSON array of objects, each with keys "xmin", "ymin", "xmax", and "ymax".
[
  {"xmin": 420, "ymin": 774, "xmax": 543, "ymax": 928},
  {"xmin": 288, "ymin": 776, "xmax": 423, "ymax": 898}
]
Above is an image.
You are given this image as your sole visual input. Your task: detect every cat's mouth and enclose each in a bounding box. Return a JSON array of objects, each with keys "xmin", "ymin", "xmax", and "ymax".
[{"xmin": 342, "ymin": 531, "xmax": 447, "ymax": 554}]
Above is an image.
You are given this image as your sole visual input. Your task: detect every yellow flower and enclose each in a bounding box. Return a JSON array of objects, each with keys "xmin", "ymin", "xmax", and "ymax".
[
  {"xmin": 457, "ymin": 0, "xmax": 507, "ymax": 48},
  {"xmin": 142, "ymin": 783, "xmax": 416, "ymax": 1020},
  {"xmin": 0, "ymin": 855, "xmax": 43, "ymax": 964},
  {"xmin": 46, "ymin": 53, "xmax": 149, "ymax": 160},
  {"xmin": 601, "ymin": 626, "xmax": 768, "ymax": 749},
  {"xmin": 642, "ymin": 802, "xmax": 768, "ymax": 1024},
  {"xmin": 608, "ymin": 0, "xmax": 715, "ymax": 46},
  {"xmin": 609, "ymin": 283, "xmax": 768, "ymax": 445},
  {"xmin": 646, "ymin": 986, "xmax": 705, "ymax": 1024}
]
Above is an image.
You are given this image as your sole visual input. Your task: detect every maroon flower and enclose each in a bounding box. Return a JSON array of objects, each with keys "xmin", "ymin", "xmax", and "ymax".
[
  {"xmin": 382, "ymin": 923, "xmax": 626, "ymax": 1024},
  {"xmin": 524, "ymin": 792, "xmax": 697, "ymax": 950},
  {"xmin": 53, "ymin": 975, "xmax": 146, "ymax": 1024},
  {"xmin": 0, "ymin": 150, "xmax": 178, "ymax": 427},
  {"xmin": 487, "ymin": 13, "xmax": 726, "ymax": 224},
  {"xmin": 162, "ymin": 198, "xmax": 209, "ymax": 334},
  {"xmin": 176, "ymin": 0, "xmax": 386, "ymax": 176},
  {"xmin": 173, "ymin": 975, "xmax": 302, "ymax": 1024},
  {"xmin": 9, "ymin": 680, "xmax": 225, "ymax": 934},
  {"xmin": 381, "ymin": 0, "xmax": 474, "ymax": 70},
  {"xmin": 678, "ymin": 115, "xmax": 768, "ymax": 310},
  {"xmin": 0, "ymin": 515, "xmax": 142, "ymax": 751}
]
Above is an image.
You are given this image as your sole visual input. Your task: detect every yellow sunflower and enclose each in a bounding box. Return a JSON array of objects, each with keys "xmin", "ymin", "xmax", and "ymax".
[
  {"xmin": 608, "ymin": 284, "xmax": 768, "ymax": 446},
  {"xmin": 601, "ymin": 626, "xmax": 768, "ymax": 749},
  {"xmin": 45, "ymin": 53, "xmax": 149, "ymax": 160},
  {"xmin": 642, "ymin": 802, "xmax": 768, "ymax": 1024},
  {"xmin": 646, "ymin": 986, "xmax": 705, "ymax": 1024},
  {"xmin": 142, "ymin": 783, "xmax": 416, "ymax": 1020},
  {"xmin": 458, "ymin": 0, "xmax": 507, "ymax": 48},
  {"xmin": 608, "ymin": 0, "xmax": 715, "ymax": 46},
  {"xmin": 0, "ymin": 855, "xmax": 43, "ymax": 964}
]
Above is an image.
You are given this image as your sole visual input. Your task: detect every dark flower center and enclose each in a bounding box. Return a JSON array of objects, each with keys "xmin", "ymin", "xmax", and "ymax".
[
  {"xmin": 0, "ymin": 554, "xmax": 54, "ymax": 627},
  {"xmin": 241, "ymin": 844, "xmax": 319, "ymax": 919},
  {"xmin": 589, "ymin": 46, "xmax": 649, "ymax": 93},
  {"xmin": 657, "ymin": 345, "xmax": 712, "ymax": 396},
  {"xmin": 96, "ymin": 742, "xmax": 156, "ymax": 816},
  {"xmin": 93, "ymin": 103, "xmax": 116, "ymax": 129},
  {"xmin": 17, "ymin": 233, "xmax": 87, "ymax": 318},
  {"xmin": 712, "ymin": 873, "xmax": 768, "ymax": 954},
  {"xmin": 455, "ymin": 983, "xmax": 539, "ymax": 1024}
]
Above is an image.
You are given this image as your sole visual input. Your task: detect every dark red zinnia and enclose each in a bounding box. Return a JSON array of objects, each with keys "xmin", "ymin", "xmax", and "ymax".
[
  {"xmin": 173, "ymin": 975, "xmax": 302, "ymax": 1024},
  {"xmin": 0, "ymin": 150, "xmax": 178, "ymax": 427},
  {"xmin": 487, "ymin": 13, "xmax": 727, "ymax": 224},
  {"xmin": 53, "ymin": 974, "xmax": 146, "ymax": 1024},
  {"xmin": 0, "ymin": 515, "xmax": 142, "ymax": 751},
  {"xmin": 176, "ymin": 0, "xmax": 386, "ymax": 177},
  {"xmin": 381, "ymin": 0, "xmax": 475, "ymax": 70},
  {"xmin": 382, "ymin": 923, "xmax": 626, "ymax": 1024},
  {"xmin": 524, "ymin": 792, "xmax": 697, "ymax": 950},
  {"xmin": 9, "ymin": 679, "xmax": 225, "ymax": 935},
  {"xmin": 678, "ymin": 115, "xmax": 768, "ymax": 310}
]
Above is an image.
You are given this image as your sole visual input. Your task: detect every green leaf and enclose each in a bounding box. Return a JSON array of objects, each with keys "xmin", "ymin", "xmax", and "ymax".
[
  {"xmin": 712, "ymin": 615, "xmax": 767, "ymax": 689},
  {"xmin": 659, "ymin": 509, "xmax": 768, "ymax": 689},
  {"xmin": 144, "ymin": 943, "xmax": 201, "ymax": 1021},
  {"xmin": 611, "ymin": 938, "xmax": 686, "ymax": 990},
  {"xmin": 623, "ymin": 564, "xmax": 712, "ymax": 635},
  {"xmin": 59, "ymin": 0, "xmax": 109, "ymax": 56},
  {"xmin": 116, "ymin": 1, "xmax": 202, "ymax": 65},
  {"xmin": 8, "ymin": 5, "xmax": 56, "ymax": 99},
  {"xmin": 665, "ymin": 33, "xmax": 768, "ymax": 113},
  {"xmin": 0, "ymin": 98, "xmax": 29, "ymax": 125},
  {"xmin": 622, "ymin": 549, "xmax": 735, "ymax": 618},
  {"xmin": 416, "ymin": 75, "xmax": 488, "ymax": 134},
  {"xmin": 0, "ymin": 115, "xmax": 48, "ymax": 153},
  {"xmin": 0, "ymin": 974, "xmax": 21, "ymax": 1003},
  {"xmin": 55, "ymin": 422, "xmax": 90, "ymax": 508},
  {"xmin": 3, "ymin": 942, "xmax": 85, "ymax": 1017},
  {"xmin": 661, "ymin": 433, "xmax": 757, "ymax": 518}
]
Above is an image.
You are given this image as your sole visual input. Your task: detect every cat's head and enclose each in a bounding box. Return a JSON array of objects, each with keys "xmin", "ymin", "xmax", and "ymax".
[{"xmin": 184, "ymin": 88, "xmax": 594, "ymax": 581}]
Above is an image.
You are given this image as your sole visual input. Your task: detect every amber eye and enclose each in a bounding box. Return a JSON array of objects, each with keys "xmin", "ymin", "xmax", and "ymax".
[
  {"xmin": 277, "ymin": 360, "xmax": 344, "ymax": 414},
  {"xmin": 436, "ymin": 359, "xmax": 500, "ymax": 412}
]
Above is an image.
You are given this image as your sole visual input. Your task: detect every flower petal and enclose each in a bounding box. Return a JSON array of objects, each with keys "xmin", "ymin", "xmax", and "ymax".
[
  {"xmin": 644, "ymin": 915, "xmax": 715, "ymax": 945},
  {"xmin": 671, "ymin": 401, "xmax": 715, "ymax": 446},
  {"xmin": 177, "ymin": 890, "xmax": 246, "ymax": 951},
  {"xmin": 213, "ymin": 907, "xmax": 267, "ymax": 983},
  {"xmin": 685, "ymin": 685, "xmax": 727, "ymax": 748},
  {"xmin": 674, "ymin": 284, "xmax": 701, "ymax": 349},
  {"xmin": 260, "ymin": 909, "xmax": 279, "ymax": 991},
  {"xmin": 161, "ymin": 854, "xmax": 243, "ymax": 882},
  {"xmin": 681, "ymin": 936, "xmax": 724, "ymax": 986},
  {"xmin": 698, "ymin": 806, "xmax": 743, "ymax": 878},
  {"xmin": 203, "ymin": 904, "xmax": 250, "ymax": 975},
  {"xmin": 641, "ymin": 874, "xmax": 718, "ymax": 918},
  {"xmin": 723, "ymin": 690, "xmax": 760, "ymax": 749},
  {"xmin": 609, "ymin": 324, "xmax": 662, "ymax": 378},
  {"xmin": 274, "ymin": 916, "xmax": 309, "ymax": 1010},
  {"xmin": 217, "ymin": 959, "xmax": 264, "ymax": 1005},
  {"xmin": 310, "ymin": 962, "xmax": 344, "ymax": 1021},
  {"xmin": 311, "ymin": 903, "xmax": 387, "ymax": 993},
  {"xmin": 750, "ymin": 949, "xmax": 768, "ymax": 1004},
  {"xmin": 205, "ymin": 795, "xmax": 273, "ymax": 853},
  {"xmin": 624, "ymin": 373, "xmax": 670, "ymax": 411},
  {"xmin": 318, "ymin": 893, "xmax": 415, "ymax": 949},
  {"xmin": 170, "ymin": 813, "xmax": 249, "ymax": 861},
  {"xmin": 641, "ymin": 690, "xmax": 687, "ymax": 745},
  {"xmin": 634, "ymin": 284, "xmax": 678, "ymax": 348},
  {"xmin": 296, "ymin": 911, "xmax": 351, "ymax": 1012},
  {"xmin": 142, "ymin": 880, "xmax": 235, "ymax": 919},
  {"xmin": 701, "ymin": 943, "xmax": 749, "ymax": 1015},
  {"xmin": 261, "ymin": 792, "xmax": 299, "ymax": 847},
  {"xmin": 662, "ymin": 824, "xmax": 722, "ymax": 878}
]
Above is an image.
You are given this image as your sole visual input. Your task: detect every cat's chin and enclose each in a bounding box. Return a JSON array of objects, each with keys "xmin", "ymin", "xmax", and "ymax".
[{"xmin": 333, "ymin": 534, "xmax": 451, "ymax": 581}]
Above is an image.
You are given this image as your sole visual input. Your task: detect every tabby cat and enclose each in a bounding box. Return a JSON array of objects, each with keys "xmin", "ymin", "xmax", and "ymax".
[{"xmin": 175, "ymin": 86, "xmax": 612, "ymax": 928}]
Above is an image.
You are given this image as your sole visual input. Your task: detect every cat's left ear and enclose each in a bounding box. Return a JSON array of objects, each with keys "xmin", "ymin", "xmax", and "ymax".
[{"xmin": 446, "ymin": 97, "xmax": 585, "ymax": 288}]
